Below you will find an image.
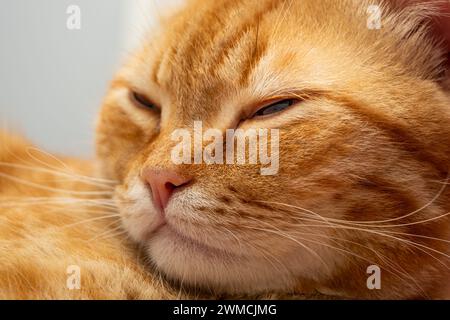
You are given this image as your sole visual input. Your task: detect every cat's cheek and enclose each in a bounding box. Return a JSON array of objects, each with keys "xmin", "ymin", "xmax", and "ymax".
[
  {"xmin": 120, "ymin": 212, "xmax": 153, "ymax": 243},
  {"xmin": 116, "ymin": 178, "xmax": 163, "ymax": 243}
]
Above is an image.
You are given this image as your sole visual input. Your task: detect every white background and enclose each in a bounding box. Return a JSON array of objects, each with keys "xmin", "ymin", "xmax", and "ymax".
[{"xmin": 0, "ymin": 0, "xmax": 180, "ymax": 157}]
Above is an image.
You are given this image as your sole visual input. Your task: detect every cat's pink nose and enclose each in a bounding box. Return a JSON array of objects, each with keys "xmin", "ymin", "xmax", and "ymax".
[{"xmin": 143, "ymin": 169, "xmax": 191, "ymax": 212}]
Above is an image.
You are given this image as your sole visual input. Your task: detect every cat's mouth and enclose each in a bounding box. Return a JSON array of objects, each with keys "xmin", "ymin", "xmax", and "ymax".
[{"xmin": 154, "ymin": 222, "xmax": 235, "ymax": 257}]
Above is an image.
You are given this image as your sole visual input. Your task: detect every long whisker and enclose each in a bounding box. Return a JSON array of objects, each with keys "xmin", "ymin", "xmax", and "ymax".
[
  {"xmin": 0, "ymin": 195, "xmax": 116, "ymax": 202},
  {"xmin": 244, "ymin": 223, "xmax": 429, "ymax": 297},
  {"xmin": 382, "ymin": 230, "xmax": 450, "ymax": 244},
  {"xmin": 24, "ymin": 147, "xmax": 117, "ymax": 183},
  {"xmin": 348, "ymin": 176, "xmax": 448, "ymax": 225},
  {"xmin": 0, "ymin": 162, "xmax": 117, "ymax": 189},
  {"xmin": 323, "ymin": 236, "xmax": 428, "ymax": 297},
  {"xmin": 25, "ymin": 147, "xmax": 72, "ymax": 171},
  {"xmin": 289, "ymin": 221, "xmax": 450, "ymax": 267},
  {"xmin": 218, "ymin": 226, "xmax": 244, "ymax": 253},
  {"xmin": 261, "ymin": 200, "xmax": 450, "ymax": 228},
  {"xmin": 59, "ymin": 213, "xmax": 121, "ymax": 229},
  {"xmin": 0, "ymin": 172, "xmax": 114, "ymax": 196},
  {"xmin": 255, "ymin": 201, "xmax": 450, "ymax": 264},
  {"xmin": 88, "ymin": 229, "xmax": 128, "ymax": 242},
  {"xmin": 0, "ymin": 197, "xmax": 117, "ymax": 209},
  {"xmin": 88, "ymin": 222, "xmax": 124, "ymax": 241},
  {"xmin": 222, "ymin": 226, "xmax": 295, "ymax": 276},
  {"xmin": 244, "ymin": 216, "xmax": 328, "ymax": 266},
  {"xmin": 254, "ymin": 200, "xmax": 353, "ymax": 225},
  {"xmin": 246, "ymin": 225, "xmax": 328, "ymax": 264},
  {"xmin": 376, "ymin": 210, "xmax": 450, "ymax": 228}
]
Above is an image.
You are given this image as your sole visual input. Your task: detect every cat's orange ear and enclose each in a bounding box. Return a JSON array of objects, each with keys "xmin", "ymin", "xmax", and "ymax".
[
  {"xmin": 427, "ymin": 0, "xmax": 450, "ymax": 88},
  {"xmin": 435, "ymin": 3, "xmax": 450, "ymax": 89},
  {"xmin": 388, "ymin": 0, "xmax": 450, "ymax": 87}
]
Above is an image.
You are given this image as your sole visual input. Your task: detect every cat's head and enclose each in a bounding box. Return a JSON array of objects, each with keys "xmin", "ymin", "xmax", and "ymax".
[{"xmin": 96, "ymin": 0, "xmax": 450, "ymax": 298}]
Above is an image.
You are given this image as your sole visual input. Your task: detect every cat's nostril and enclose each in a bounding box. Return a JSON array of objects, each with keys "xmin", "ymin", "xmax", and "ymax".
[
  {"xmin": 164, "ymin": 181, "xmax": 184, "ymax": 192},
  {"xmin": 143, "ymin": 169, "xmax": 192, "ymax": 212},
  {"xmin": 165, "ymin": 182, "xmax": 176, "ymax": 191}
]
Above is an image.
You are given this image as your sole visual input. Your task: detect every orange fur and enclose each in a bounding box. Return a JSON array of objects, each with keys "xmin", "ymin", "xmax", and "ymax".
[
  {"xmin": 2, "ymin": 0, "xmax": 450, "ymax": 299},
  {"xmin": 0, "ymin": 132, "xmax": 179, "ymax": 299}
]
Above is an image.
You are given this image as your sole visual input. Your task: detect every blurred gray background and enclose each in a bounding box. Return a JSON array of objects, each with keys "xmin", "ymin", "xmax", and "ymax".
[{"xmin": 0, "ymin": 0, "xmax": 179, "ymax": 157}]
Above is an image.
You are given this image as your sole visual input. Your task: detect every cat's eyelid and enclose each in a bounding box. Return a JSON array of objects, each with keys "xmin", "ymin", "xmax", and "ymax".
[
  {"xmin": 129, "ymin": 89, "xmax": 161, "ymax": 112},
  {"xmin": 246, "ymin": 97, "xmax": 301, "ymax": 119},
  {"xmin": 244, "ymin": 88, "xmax": 326, "ymax": 119},
  {"xmin": 242, "ymin": 97, "xmax": 285, "ymax": 118}
]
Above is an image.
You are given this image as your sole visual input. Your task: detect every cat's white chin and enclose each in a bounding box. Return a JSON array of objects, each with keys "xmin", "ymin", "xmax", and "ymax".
[{"xmin": 145, "ymin": 224, "xmax": 295, "ymax": 294}]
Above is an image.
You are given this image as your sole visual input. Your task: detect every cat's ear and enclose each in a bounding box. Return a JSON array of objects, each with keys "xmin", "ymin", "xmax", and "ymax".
[
  {"xmin": 386, "ymin": 0, "xmax": 450, "ymax": 89},
  {"xmin": 429, "ymin": 1, "xmax": 450, "ymax": 90}
]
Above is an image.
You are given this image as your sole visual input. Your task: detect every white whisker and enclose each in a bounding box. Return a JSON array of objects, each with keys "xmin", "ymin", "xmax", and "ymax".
[
  {"xmin": 0, "ymin": 162, "xmax": 117, "ymax": 189},
  {"xmin": 59, "ymin": 214, "xmax": 121, "ymax": 229},
  {"xmin": 0, "ymin": 172, "xmax": 114, "ymax": 196}
]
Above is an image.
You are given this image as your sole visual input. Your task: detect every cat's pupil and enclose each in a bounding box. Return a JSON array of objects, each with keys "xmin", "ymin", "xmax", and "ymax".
[{"xmin": 254, "ymin": 99, "xmax": 295, "ymax": 117}]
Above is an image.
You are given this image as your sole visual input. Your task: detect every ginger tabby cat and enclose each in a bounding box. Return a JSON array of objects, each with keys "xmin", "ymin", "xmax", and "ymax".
[{"xmin": 1, "ymin": 0, "xmax": 450, "ymax": 299}]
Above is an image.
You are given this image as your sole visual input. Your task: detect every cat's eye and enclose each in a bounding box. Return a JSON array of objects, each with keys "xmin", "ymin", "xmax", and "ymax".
[
  {"xmin": 252, "ymin": 99, "xmax": 298, "ymax": 118},
  {"xmin": 131, "ymin": 91, "xmax": 159, "ymax": 112}
]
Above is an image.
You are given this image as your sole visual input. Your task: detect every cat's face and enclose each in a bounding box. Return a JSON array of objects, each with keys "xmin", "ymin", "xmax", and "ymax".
[{"xmin": 96, "ymin": 0, "xmax": 450, "ymax": 298}]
